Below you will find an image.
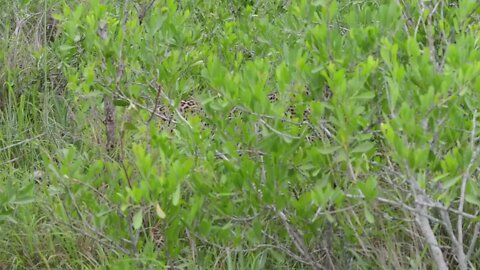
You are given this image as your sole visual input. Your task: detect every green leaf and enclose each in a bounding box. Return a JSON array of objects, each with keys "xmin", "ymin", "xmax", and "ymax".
[
  {"xmin": 172, "ymin": 184, "xmax": 181, "ymax": 206},
  {"xmin": 18, "ymin": 182, "xmax": 35, "ymax": 197},
  {"xmin": 357, "ymin": 177, "xmax": 378, "ymax": 202},
  {"xmin": 83, "ymin": 65, "xmax": 95, "ymax": 84},
  {"xmin": 353, "ymin": 91, "xmax": 375, "ymax": 100},
  {"xmin": 0, "ymin": 215, "xmax": 17, "ymax": 224},
  {"xmin": 113, "ymin": 99, "xmax": 130, "ymax": 107},
  {"xmin": 466, "ymin": 182, "xmax": 480, "ymax": 207},
  {"xmin": 312, "ymin": 66, "xmax": 324, "ymax": 74},
  {"xmin": 124, "ymin": 122, "xmax": 137, "ymax": 130},
  {"xmin": 351, "ymin": 141, "xmax": 374, "ymax": 153},
  {"xmin": 51, "ymin": 13, "xmax": 64, "ymax": 21},
  {"xmin": 318, "ymin": 145, "xmax": 341, "ymax": 155},
  {"xmin": 364, "ymin": 207, "xmax": 375, "ymax": 224},
  {"xmin": 441, "ymin": 175, "xmax": 461, "ymax": 190},
  {"xmin": 465, "ymin": 194, "xmax": 480, "ymax": 207},
  {"xmin": 133, "ymin": 209, "xmax": 143, "ymax": 230},
  {"xmin": 58, "ymin": 45, "xmax": 75, "ymax": 52},
  {"xmin": 155, "ymin": 203, "xmax": 166, "ymax": 219}
]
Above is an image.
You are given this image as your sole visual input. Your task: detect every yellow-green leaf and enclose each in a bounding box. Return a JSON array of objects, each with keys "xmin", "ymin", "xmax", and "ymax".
[
  {"xmin": 155, "ymin": 203, "xmax": 166, "ymax": 219},
  {"xmin": 133, "ymin": 209, "xmax": 143, "ymax": 230}
]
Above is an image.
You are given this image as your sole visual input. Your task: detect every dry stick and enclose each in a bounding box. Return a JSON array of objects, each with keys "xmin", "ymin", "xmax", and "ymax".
[
  {"xmin": 271, "ymin": 206, "xmax": 323, "ymax": 270},
  {"xmin": 439, "ymin": 209, "xmax": 461, "ymax": 254},
  {"xmin": 457, "ymin": 110, "xmax": 478, "ymax": 269},
  {"xmin": 98, "ymin": 19, "xmax": 116, "ymax": 154},
  {"xmin": 413, "ymin": 3, "xmax": 424, "ymax": 38},
  {"xmin": 423, "ymin": 0, "xmax": 442, "ymax": 73},
  {"xmin": 322, "ymin": 5, "xmax": 334, "ymax": 62},
  {"xmin": 53, "ymin": 182, "xmax": 131, "ymax": 255},
  {"xmin": 466, "ymin": 222, "xmax": 480, "ymax": 261},
  {"xmin": 0, "ymin": 133, "xmax": 44, "ymax": 152},
  {"xmin": 411, "ymin": 7, "xmax": 450, "ymax": 261},
  {"xmin": 437, "ymin": 1, "xmax": 450, "ymax": 72},
  {"xmin": 257, "ymin": 158, "xmax": 322, "ymax": 270},
  {"xmin": 193, "ymin": 229, "xmax": 312, "ymax": 265},
  {"xmin": 55, "ymin": 217, "xmax": 130, "ymax": 255},
  {"xmin": 185, "ymin": 229, "xmax": 197, "ymax": 264},
  {"xmin": 259, "ymin": 118, "xmax": 302, "ymax": 140},
  {"xmin": 63, "ymin": 175, "xmax": 137, "ymax": 255},
  {"xmin": 395, "ymin": 0, "xmax": 415, "ymax": 34},
  {"xmin": 404, "ymin": 164, "xmax": 449, "ymax": 270},
  {"xmin": 147, "ymin": 83, "xmax": 163, "ymax": 123},
  {"xmin": 416, "ymin": 200, "xmax": 449, "ymax": 270},
  {"xmin": 346, "ymin": 180, "xmax": 478, "ymax": 220},
  {"xmin": 422, "ymin": 200, "xmax": 476, "ymax": 220},
  {"xmin": 101, "ymin": 0, "xmax": 129, "ymax": 156}
]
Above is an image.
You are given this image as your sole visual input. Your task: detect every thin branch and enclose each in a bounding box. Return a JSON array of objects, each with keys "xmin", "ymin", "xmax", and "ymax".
[
  {"xmin": 466, "ymin": 222, "xmax": 480, "ymax": 261},
  {"xmin": 269, "ymin": 205, "xmax": 323, "ymax": 270},
  {"xmin": 458, "ymin": 110, "xmax": 479, "ymax": 223},
  {"xmin": 422, "ymin": 0, "xmax": 442, "ymax": 72},
  {"xmin": 0, "ymin": 133, "xmax": 45, "ymax": 152},
  {"xmin": 147, "ymin": 83, "xmax": 163, "ymax": 123},
  {"xmin": 259, "ymin": 118, "xmax": 302, "ymax": 140},
  {"xmin": 439, "ymin": 209, "xmax": 460, "ymax": 250},
  {"xmin": 345, "ymin": 193, "xmax": 445, "ymax": 225},
  {"xmin": 457, "ymin": 110, "xmax": 479, "ymax": 269}
]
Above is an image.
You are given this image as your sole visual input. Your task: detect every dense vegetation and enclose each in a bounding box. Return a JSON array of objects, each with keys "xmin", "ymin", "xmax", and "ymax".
[{"xmin": 1, "ymin": 0, "xmax": 480, "ymax": 269}]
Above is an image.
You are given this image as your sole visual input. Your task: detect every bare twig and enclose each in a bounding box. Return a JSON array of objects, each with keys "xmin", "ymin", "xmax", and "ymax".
[
  {"xmin": 259, "ymin": 118, "xmax": 302, "ymax": 140},
  {"xmin": 415, "ymin": 199, "xmax": 448, "ymax": 270},
  {"xmin": 185, "ymin": 229, "xmax": 197, "ymax": 263},
  {"xmin": 422, "ymin": 0, "xmax": 442, "ymax": 72},
  {"xmin": 98, "ymin": 19, "xmax": 116, "ymax": 154},
  {"xmin": 345, "ymin": 193, "xmax": 445, "ymax": 225},
  {"xmin": 466, "ymin": 222, "xmax": 480, "ymax": 261},
  {"xmin": 439, "ymin": 209, "xmax": 461, "ymax": 253},
  {"xmin": 405, "ymin": 163, "xmax": 448, "ymax": 270},
  {"xmin": 147, "ymin": 83, "xmax": 163, "ymax": 123},
  {"xmin": 0, "ymin": 133, "xmax": 45, "ymax": 152},
  {"xmin": 456, "ymin": 110, "xmax": 479, "ymax": 269},
  {"xmin": 269, "ymin": 205, "xmax": 322, "ymax": 270},
  {"xmin": 194, "ymin": 229, "xmax": 314, "ymax": 265}
]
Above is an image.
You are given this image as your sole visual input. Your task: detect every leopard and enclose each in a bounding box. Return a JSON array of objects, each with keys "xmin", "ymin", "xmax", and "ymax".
[
  {"xmin": 150, "ymin": 85, "xmax": 333, "ymax": 201},
  {"xmin": 152, "ymin": 84, "xmax": 332, "ymax": 142}
]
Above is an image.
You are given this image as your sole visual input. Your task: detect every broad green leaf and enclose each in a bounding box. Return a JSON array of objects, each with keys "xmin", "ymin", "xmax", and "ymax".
[
  {"xmin": 155, "ymin": 203, "xmax": 166, "ymax": 219},
  {"xmin": 466, "ymin": 182, "xmax": 480, "ymax": 207},
  {"xmin": 351, "ymin": 141, "xmax": 374, "ymax": 153},
  {"xmin": 113, "ymin": 99, "xmax": 130, "ymax": 107},
  {"xmin": 318, "ymin": 145, "xmax": 341, "ymax": 155},
  {"xmin": 133, "ymin": 209, "xmax": 143, "ymax": 230},
  {"xmin": 364, "ymin": 207, "xmax": 375, "ymax": 224},
  {"xmin": 441, "ymin": 175, "xmax": 461, "ymax": 190},
  {"xmin": 172, "ymin": 184, "xmax": 181, "ymax": 206}
]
